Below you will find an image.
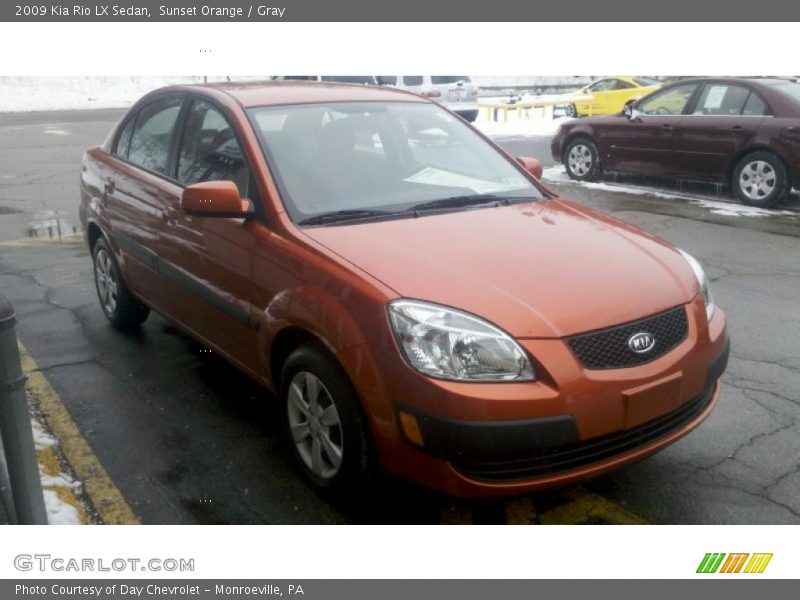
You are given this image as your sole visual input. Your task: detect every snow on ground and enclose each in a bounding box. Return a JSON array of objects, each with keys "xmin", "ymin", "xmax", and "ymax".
[
  {"xmin": 541, "ymin": 166, "xmax": 799, "ymax": 219},
  {"xmin": 0, "ymin": 76, "xmax": 268, "ymax": 112},
  {"xmin": 474, "ymin": 97, "xmax": 574, "ymax": 137},
  {"xmin": 30, "ymin": 417, "xmax": 85, "ymax": 524}
]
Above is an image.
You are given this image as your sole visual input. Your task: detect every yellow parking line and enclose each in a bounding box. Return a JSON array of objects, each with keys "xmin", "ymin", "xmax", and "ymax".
[
  {"xmin": 19, "ymin": 341, "xmax": 140, "ymax": 525},
  {"xmin": 538, "ymin": 488, "xmax": 647, "ymax": 525},
  {"xmin": 504, "ymin": 497, "xmax": 538, "ymax": 524}
]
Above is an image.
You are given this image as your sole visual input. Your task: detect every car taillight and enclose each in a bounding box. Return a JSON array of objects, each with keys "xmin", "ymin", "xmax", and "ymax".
[{"xmin": 421, "ymin": 90, "xmax": 442, "ymax": 99}]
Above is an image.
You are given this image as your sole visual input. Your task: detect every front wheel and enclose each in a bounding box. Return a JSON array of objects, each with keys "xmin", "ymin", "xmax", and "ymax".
[
  {"xmin": 280, "ymin": 345, "xmax": 375, "ymax": 493},
  {"xmin": 92, "ymin": 237, "xmax": 149, "ymax": 329},
  {"xmin": 564, "ymin": 138, "xmax": 601, "ymax": 181},
  {"xmin": 732, "ymin": 151, "xmax": 789, "ymax": 207}
]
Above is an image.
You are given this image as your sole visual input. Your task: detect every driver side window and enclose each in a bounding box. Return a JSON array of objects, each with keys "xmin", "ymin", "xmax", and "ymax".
[
  {"xmin": 638, "ymin": 84, "xmax": 698, "ymax": 116},
  {"xmin": 177, "ymin": 100, "xmax": 250, "ymax": 197}
]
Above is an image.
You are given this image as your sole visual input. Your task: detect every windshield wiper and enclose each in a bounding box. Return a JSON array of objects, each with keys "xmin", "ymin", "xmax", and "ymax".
[
  {"xmin": 297, "ymin": 209, "xmax": 396, "ymax": 226},
  {"xmin": 409, "ymin": 194, "xmax": 529, "ymax": 213}
]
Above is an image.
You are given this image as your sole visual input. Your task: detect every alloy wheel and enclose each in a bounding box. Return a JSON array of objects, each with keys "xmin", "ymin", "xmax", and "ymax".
[
  {"xmin": 287, "ymin": 371, "xmax": 344, "ymax": 479},
  {"xmin": 95, "ymin": 248, "xmax": 118, "ymax": 315},
  {"xmin": 739, "ymin": 160, "xmax": 776, "ymax": 201},
  {"xmin": 568, "ymin": 144, "xmax": 593, "ymax": 177}
]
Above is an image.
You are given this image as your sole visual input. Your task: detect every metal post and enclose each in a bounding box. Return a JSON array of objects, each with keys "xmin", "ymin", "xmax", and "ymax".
[{"xmin": 0, "ymin": 293, "xmax": 47, "ymax": 524}]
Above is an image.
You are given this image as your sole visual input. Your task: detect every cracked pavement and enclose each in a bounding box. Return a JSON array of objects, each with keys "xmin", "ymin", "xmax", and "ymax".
[{"xmin": 1, "ymin": 111, "xmax": 799, "ymax": 524}]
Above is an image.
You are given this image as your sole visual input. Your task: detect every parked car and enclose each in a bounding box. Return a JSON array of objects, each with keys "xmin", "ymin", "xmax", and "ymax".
[
  {"xmin": 377, "ymin": 76, "xmax": 479, "ymax": 122},
  {"xmin": 80, "ymin": 81, "xmax": 728, "ymax": 497},
  {"xmin": 552, "ymin": 77, "xmax": 800, "ymax": 207},
  {"xmin": 271, "ymin": 76, "xmax": 378, "ymax": 85},
  {"xmin": 566, "ymin": 76, "xmax": 662, "ymax": 117}
]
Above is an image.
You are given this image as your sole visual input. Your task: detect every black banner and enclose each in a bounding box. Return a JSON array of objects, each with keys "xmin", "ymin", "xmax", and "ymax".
[{"xmin": 3, "ymin": 0, "xmax": 800, "ymax": 21}]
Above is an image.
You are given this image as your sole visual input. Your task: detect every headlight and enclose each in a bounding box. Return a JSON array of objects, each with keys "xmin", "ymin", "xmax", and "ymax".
[
  {"xmin": 388, "ymin": 300, "xmax": 535, "ymax": 381},
  {"xmin": 678, "ymin": 250, "xmax": 715, "ymax": 321}
]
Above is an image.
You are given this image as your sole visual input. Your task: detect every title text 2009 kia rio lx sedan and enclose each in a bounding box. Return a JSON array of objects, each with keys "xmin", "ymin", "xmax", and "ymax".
[{"xmin": 79, "ymin": 82, "xmax": 729, "ymax": 497}]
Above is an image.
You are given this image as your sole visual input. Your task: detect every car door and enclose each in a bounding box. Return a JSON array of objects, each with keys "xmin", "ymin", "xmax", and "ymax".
[
  {"xmin": 673, "ymin": 83, "xmax": 769, "ymax": 181},
  {"xmin": 102, "ymin": 95, "xmax": 184, "ymax": 302},
  {"xmin": 582, "ymin": 79, "xmax": 616, "ymax": 115},
  {"xmin": 600, "ymin": 83, "xmax": 700, "ymax": 177},
  {"xmin": 155, "ymin": 98, "xmax": 261, "ymax": 376}
]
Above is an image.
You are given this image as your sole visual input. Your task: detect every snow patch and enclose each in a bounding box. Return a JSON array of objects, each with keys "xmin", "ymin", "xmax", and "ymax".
[
  {"xmin": 42, "ymin": 489, "xmax": 81, "ymax": 525},
  {"xmin": 31, "ymin": 419, "xmax": 58, "ymax": 449},
  {"xmin": 541, "ymin": 166, "xmax": 798, "ymax": 219},
  {"xmin": 43, "ymin": 127, "xmax": 71, "ymax": 136}
]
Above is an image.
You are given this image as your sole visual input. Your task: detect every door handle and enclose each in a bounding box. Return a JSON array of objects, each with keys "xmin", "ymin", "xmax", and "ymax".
[
  {"xmin": 661, "ymin": 123, "xmax": 673, "ymax": 130},
  {"xmin": 731, "ymin": 125, "xmax": 745, "ymax": 134}
]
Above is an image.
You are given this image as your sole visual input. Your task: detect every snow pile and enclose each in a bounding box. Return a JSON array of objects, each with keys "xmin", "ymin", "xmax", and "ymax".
[
  {"xmin": 0, "ymin": 76, "xmax": 268, "ymax": 113},
  {"xmin": 541, "ymin": 166, "xmax": 799, "ymax": 219},
  {"xmin": 474, "ymin": 103, "xmax": 573, "ymax": 137},
  {"xmin": 31, "ymin": 419, "xmax": 83, "ymax": 525}
]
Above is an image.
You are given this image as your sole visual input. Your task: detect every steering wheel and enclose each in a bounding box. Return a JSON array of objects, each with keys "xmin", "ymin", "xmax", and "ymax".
[{"xmin": 655, "ymin": 106, "xmax": 672, "ymax": 115}]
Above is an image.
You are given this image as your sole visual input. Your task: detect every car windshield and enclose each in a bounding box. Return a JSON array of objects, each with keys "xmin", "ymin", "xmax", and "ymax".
[
  {"xmin": 766, "ymin": 80, "xmax": 800, "ymax": 105},
  {"xmin": 248, "ymin": 101, "xmax": 542, "ymax": 224}
]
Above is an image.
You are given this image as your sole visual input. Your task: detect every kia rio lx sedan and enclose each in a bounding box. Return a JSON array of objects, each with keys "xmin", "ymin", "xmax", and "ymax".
[
  {"xmin": 80, "ymin": 82, "xmax": 729, "ymax": 497},
  {"xmin": 552, "ymin": 77, "xmax": 800, "ymax": 207}
]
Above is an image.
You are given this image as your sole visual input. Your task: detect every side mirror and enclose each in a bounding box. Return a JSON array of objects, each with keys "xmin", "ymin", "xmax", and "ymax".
[
  {"xmin": 624, "ymin": 104, "xmax": 639, "ymax": 120},
  {"xmin": 517, "ymin": 156, "xmax": 543, "ymax": 180},
  {"xmin": 181, "ymin": 181, "xmax": 252, "ymax": 218}
]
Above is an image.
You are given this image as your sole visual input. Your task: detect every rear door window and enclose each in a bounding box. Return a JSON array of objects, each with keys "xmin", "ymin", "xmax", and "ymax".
[
  {"xmin": 693, "ymin": 84, "xmax": 751, "ymax": 115},
  {"xmin": 742, "ymin": 92, "xmax": 769, "ymax": 116},
  {"xmin": 127, "ymin": 97, "xmax": 183, "ymax": 175}
]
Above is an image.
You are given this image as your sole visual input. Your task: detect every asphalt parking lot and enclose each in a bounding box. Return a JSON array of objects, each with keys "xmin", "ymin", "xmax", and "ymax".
[{"xmin": 1, "ymin": 110, "xmax": 799, "ymax": 524}]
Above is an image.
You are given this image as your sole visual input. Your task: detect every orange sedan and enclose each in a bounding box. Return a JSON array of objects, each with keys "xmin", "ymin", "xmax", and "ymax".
[{"xmin": 79, "ymin": 81, "xmax": 728, "ymax": 497}]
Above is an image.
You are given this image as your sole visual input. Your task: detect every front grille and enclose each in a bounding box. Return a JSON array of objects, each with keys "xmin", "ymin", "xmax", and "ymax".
[
  {"xmin": 453, "ymin": 383, "xmax": 714, "ymax": 482},
  {"xmin": 566, "ymin": 306, "xmax": 688, "ymax": 370}
]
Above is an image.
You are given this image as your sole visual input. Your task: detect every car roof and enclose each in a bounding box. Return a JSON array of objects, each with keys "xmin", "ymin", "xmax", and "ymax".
[{"xmin": 159, "ymin": 80, "xmax": 427, "ymax": 108}]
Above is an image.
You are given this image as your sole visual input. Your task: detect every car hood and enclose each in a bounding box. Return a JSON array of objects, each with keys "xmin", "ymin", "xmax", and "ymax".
[{"xmin": 302, "ymin": 199, "xmax": 698, "ymax": 338}]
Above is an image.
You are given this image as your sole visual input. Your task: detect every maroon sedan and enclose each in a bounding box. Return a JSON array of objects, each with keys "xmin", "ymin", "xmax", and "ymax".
[{"xmin": 551, "ymin": 77, "xmax": 800, "ymax": 207}]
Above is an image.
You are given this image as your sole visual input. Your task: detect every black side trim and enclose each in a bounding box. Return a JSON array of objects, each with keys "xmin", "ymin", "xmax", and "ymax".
[
  {"xmin": 396, "ymin": 403, "xmax": 579, "ymax": 462},
  {"xmin": 114, "ymin": 231, "xmax": 258, "ymax": 331},
  {"xmin": 115, "ymin": 231, "xmax": 157, "ymax": 271}
]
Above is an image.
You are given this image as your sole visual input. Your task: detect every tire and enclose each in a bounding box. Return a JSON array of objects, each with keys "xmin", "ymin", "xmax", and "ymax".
[
  {"xmin": 92, "ymin": 237, "xmax": 150, "ymax": 330},
  {"xmin": 732, "ymin": 151, "xmax": 789, "ymax": 207},
  {"xmin": 564, "ymin": 137, "xmax": 601, "ymax": 181},
  {"xmin": 280, "ymin": 345, "xmax": 375, "ymax": 493}
]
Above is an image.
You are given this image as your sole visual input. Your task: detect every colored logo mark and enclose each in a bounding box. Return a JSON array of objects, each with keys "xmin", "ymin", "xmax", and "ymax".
[{"xmin": 697, "ymin": 553, "xmax": 773, "ymax": 574}]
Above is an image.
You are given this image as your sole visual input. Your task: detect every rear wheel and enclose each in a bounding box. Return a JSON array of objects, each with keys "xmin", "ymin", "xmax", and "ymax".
[
  {"xmin": 564, "ymin": 138, "xmax": 601, "ymax": 181},
  {"xmin": 280, "ymin": 345, "xmax": 375, "ymax": 493},
  {"xmin": 732, "ymin": 151, "xmax": 789, "ymax": 207},
  {"xmin": 92, "ymin": 237, "xmax": 149, "ymax": 329}
]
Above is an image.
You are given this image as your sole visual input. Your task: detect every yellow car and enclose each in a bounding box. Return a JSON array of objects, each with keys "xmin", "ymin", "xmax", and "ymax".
[{"xmin": 569, "ymin": 76, "xmax": 662, "ymax": 117}]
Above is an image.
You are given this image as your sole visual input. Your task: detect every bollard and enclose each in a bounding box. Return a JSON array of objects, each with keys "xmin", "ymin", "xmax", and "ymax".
[{"xmin": 0, "ymin": 293, "xmax": 47, "ymax": 524}]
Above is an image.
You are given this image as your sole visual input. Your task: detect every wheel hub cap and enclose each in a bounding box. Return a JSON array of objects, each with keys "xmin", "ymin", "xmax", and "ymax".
[
  {"xmin": 287, "ymin": 371, "xmax": 343, "ymax": 479},
  {"xmin": 739, "ymin": 160, "xmax": 776, "ymax": 201},
  {"xmin": 568, "ymin": 144, "xmax": 592, "ymax": 176}
]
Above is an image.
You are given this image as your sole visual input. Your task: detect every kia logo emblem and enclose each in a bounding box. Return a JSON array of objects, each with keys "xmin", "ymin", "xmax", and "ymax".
[{"xmin": 628, "ymin": 332, "xmax": 656, "ymax": 354}]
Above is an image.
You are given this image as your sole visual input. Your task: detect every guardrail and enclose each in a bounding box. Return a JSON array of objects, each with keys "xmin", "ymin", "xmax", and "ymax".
[
  {"xmin": 0, "ymin": 292, "xmax": 47, "ymax": 524},
  {"xmin": 480, "ymin": 93, "xmax": 594, "ymax": 122}
]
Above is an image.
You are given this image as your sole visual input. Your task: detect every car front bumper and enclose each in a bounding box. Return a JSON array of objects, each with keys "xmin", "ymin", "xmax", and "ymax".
[{"xmin": 366, "ymin": 296, "xmax": 728, "ymax": 497}]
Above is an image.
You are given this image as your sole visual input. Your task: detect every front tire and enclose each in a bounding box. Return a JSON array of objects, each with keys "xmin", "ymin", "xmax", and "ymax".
[
  {"xmin": 732, "ymin": 151, "xmax": 789, "ymax": 207},
  {"xmin": 564, "ymin": 138, "xmax": 601, "ymax": 181},
  {"xmin": 280, "ymin": 345, "xmax": 375, "ymax": 493},
  {"xmin": 92, "ymin": 237, "xmax": 149, "ymax": 330}
]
